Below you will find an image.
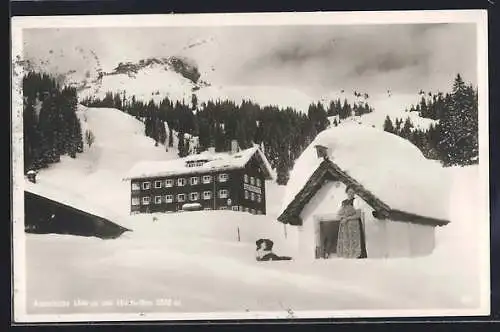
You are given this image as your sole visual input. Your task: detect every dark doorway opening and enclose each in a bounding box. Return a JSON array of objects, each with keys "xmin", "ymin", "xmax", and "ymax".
[{"xmin": 317, "ymin": 220, "xmax": 341, "ymax": 259}]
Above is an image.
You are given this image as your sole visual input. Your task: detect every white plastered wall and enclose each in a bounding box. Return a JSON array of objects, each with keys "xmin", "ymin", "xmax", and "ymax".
[{"xmin": 294, "ymin": 180, "xmax": 436, "ymax": 259}]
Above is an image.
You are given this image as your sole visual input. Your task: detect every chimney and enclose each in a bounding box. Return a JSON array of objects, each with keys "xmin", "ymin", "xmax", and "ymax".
[
  {"xmin": 27, "ymin": 170, "xmax": 37, "ymax": 184},
  {"xmin": 314, "ymin": 145, "xmax": 329, "ymax": 160},
  {"xmin": 230, "ymin": 140, "xmax": 239, "ymax": 154}
]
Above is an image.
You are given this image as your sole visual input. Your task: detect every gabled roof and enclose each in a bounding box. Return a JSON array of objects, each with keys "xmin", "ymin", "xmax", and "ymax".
[
  {"xmin": 124, "ymin": 145, "xmax": 274, "ymax": 180},
  {"xmin": 277, "ymin": 159, "xmax": 450, "ymax": 227},
  {"xmin": 279, "ymin": 123, "xmax": 452, "ymax": 224}
]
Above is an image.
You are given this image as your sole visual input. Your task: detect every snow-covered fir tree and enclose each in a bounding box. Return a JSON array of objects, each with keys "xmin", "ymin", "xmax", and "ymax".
[
  {"xmin": 383, "ymin": 115, "xmax": 395, "ymax": 134},
  {"xmin": 22, "ymin": 71, "xmax": 84, "ymax": 172},
  {"xmin": 436, "ymin": 74, "xmax": 479, "ymax": 166}
]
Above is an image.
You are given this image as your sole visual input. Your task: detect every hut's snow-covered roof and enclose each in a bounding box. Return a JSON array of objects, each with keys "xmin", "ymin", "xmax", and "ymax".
[
  {"xmin": 24, "ymin": 179, "xmax": 127, "ymax": 226},
  {"xmin": 124, "ymin": 145, "xmax": 273, "ymax": 180},
  {"xmin": 280, "ymin": 123, "xmax": 452, "ymax": 222}
]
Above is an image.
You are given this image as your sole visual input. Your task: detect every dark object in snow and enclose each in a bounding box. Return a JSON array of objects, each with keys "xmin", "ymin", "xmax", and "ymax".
[{"xmin": 255, "ymin": 238, "xmax": 292, "ymax": 261}]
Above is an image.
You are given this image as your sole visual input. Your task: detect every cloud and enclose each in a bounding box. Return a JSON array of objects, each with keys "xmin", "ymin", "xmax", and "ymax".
[
  {"xmin": 21, "ymin": 23, "xmax": 477, "ymax": 95},
  {"xmin": 232, "ymin": 23, "xmax": 476, "ymax": 94}
]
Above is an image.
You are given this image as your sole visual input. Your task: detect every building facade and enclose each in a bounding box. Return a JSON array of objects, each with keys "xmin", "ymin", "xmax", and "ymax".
[{"xmin": 127, "ymin": 145, "xmax": 272, "ymax": 215}]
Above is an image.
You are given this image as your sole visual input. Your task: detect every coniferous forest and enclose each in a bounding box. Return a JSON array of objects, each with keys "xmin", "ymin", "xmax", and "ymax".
[
  {"xmin": 22, "ymin": 69, "xmax": 478, "ymax": 185},
  {"xmin": 383, "ymin": 74, "xmax": 479, "ymax": 167},
  {"xmin": 23, "ymin": 72, "xmax": 84, "ymax": 173},
  {"xmin": 81, "ymin": 91, "xmax": 373, "ymax": 185}
]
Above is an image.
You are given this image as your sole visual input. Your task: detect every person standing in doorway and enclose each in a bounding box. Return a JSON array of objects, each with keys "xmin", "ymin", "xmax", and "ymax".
[{"xmin": 336, "ymin": 185, "xmax": 368, "ymax": 259}]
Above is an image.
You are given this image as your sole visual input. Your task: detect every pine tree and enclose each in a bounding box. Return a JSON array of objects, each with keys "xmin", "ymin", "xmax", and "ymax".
[
  {"xmin": 400, "ymin": 117, "xmax": 414, "ymax": 139},
  {"xmin": 178, "ymin": 132, "xmax": 188, "ymax": 157},
  {"xmin": 437, "ymin": 74, "xmax": 478, "ymax": 166},
  {"xmin": 383, "ymin": 115, "xmax": 395, "ymax": 133},
  {"xmin": 419, "ymin": 96, "xmax": 428, "ymax": 118},
  {"xmin": 276, "ymin": 157, "xmax": 290, "ymax": 185},
  {"xmin": 168, "ymin": 127, "xmax": 174, "ymax": 147},
  {"xmin": 113, "ymin": 93, "xmax": 123, "ymax": 110},
  {"xmin": 157, "ymin": 117, "xmax": 167, "ymax": 145},
  {"xmin": 327, "ymin": 100, "xmax": 340, "ymax": 117},
  {"xmin": 425, "ymin": 124, "xmax": 440, "ymax": 160},
  {"xmin": 75, "ymin": 119, "xmax": 84, "ymax": 153},
  {"xmin": 23, "ymin": 96, "xmax": 37, "ymax": 171},
  {"xmin": 394, "ymin": 118, "xmax": 403, "ymax": 135},
  {"xmin": 185, "ymin": 137, "xmax": 191, "ymax": 155},
  {"xmin": 191, "ymin": 93, "xmax": 198, "ymax": 111},
  {"xmin": 307, "ymin": 102, "xmax": 329, "ymax": 134}
]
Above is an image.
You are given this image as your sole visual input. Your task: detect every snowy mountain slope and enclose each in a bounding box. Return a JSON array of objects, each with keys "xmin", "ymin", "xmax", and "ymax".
[
  {"xmin": 78, "ymin": 65, "xmax": 198, "ymax": 105},
  {"xmin": 29, "ymin": 105, "xmax": 282, "ymax": 223},
  {"xmin": 17, "ymin": 47, "xmax": 105, "ymax": 90},
  {"xmin": 78, "ymin": 68, "xmax": 435, "ymax": 132},
  {"xmin": 327, "ymin": 93, "xmax": 438, "ymax": 131},
  {"xmin": 19, "ymin": 46, "xmax": 437, "ymax": 130},
  {"xmin": 33, "ymin": 105, "xmax": 179, "ymax": 216},
  {"xmin": 355, "ymin": 93, "xmax": 438, "ymax": 129},
  {"xmin": 21, "ymin": 105, "xmax": 486, "ymax": 318}
]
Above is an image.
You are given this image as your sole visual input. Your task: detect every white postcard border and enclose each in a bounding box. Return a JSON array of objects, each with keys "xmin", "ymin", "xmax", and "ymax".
[{"xmin": 11, "ymin": 9, "xmax": 490, "ymax": 323}]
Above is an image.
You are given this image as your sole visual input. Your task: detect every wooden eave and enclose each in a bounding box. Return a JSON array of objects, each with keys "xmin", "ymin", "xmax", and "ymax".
[{"xmin": 277, "ymin": 159, "xmax": 450, "ymax": 227}]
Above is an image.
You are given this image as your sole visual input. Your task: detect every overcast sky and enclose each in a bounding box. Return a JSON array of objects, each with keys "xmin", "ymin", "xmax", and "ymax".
[{"xmin": 23, "ymin": 23, "xmax": 477, "ymax": 95}]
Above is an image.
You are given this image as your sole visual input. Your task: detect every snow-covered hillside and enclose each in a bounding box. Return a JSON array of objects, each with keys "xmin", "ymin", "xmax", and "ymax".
[
  {"xmin": 354, "ymin": 93, "xmax": 438, "ymax": 130},
  {"xmin": 19, "ymin": 106, "xmax": 487, "ymax": 320},
  {"xmin": 19, "ymin": 48, "xmax": 437, "ymax": 131},
  {"xmin": 33, "ymin": 105, "xmax": 179, "ymax": 213},
  {"xmin": 78, "ymin": 65, "xmax": 197, "ymax": 105},
  {"xmin": 28, "ymin": 105, "xmax": 285, "ymax": 222}
]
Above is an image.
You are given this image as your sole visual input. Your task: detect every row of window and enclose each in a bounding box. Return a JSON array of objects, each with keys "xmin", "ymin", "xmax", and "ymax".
[
  {"xmin": 244, "ymin": 190, "xmax": 262, "ymax": 203},
  {"xmin": 133, "ymin": 190, "xmax": 264, "ymax": 205},
  {"xmin": 133, "ymin": 189, "xmax": 229, "ymax": 205},
  {"xmin": 134, "ymin": 174, "xmax": 262, "ymax": 191},
  {"xmin": 133, "ymin": 173, "xmax": 229, "ymax": 191},
  {"xmin": 243, "ymin": 174, "xmax": 262, "ymax": 187}
]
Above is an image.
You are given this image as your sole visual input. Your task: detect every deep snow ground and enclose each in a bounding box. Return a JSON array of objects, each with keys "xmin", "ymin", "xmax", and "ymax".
[
  {"xmin": 19, "ymin": 106, "xmax": 488, "ymax": 319},
  {"xmin": 24, "ymin": 176, "xmax": 482, "ymax": 316}
]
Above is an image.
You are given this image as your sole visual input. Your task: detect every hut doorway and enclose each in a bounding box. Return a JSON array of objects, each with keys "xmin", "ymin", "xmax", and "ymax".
[{"xmin": 316, "ymin": 220, "xmax": 341, "ymax": 259}]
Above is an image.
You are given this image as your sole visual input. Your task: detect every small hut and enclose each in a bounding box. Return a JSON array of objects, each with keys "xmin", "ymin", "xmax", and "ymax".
[{"xmin": 277, "ymin": 124, "xmax": 451, "ymax": 260}]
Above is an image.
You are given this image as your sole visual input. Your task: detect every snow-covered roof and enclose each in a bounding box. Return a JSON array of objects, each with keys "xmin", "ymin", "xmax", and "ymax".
[
  {"xmin": 280, "ymin": 123, "xmax": 452, "ymax": 222},
  {"xmin": 24, "ymin": 179, "xmax": 129, "ymax": 228},
  {"xmin": 124, "ymin": 145, "xmax": 273, "ymax": 180}
]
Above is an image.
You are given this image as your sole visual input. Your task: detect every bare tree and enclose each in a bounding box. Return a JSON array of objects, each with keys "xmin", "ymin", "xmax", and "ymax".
[{"xmin": 85, "ymin": 129, "xmax": 96, "ymax": 148}]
